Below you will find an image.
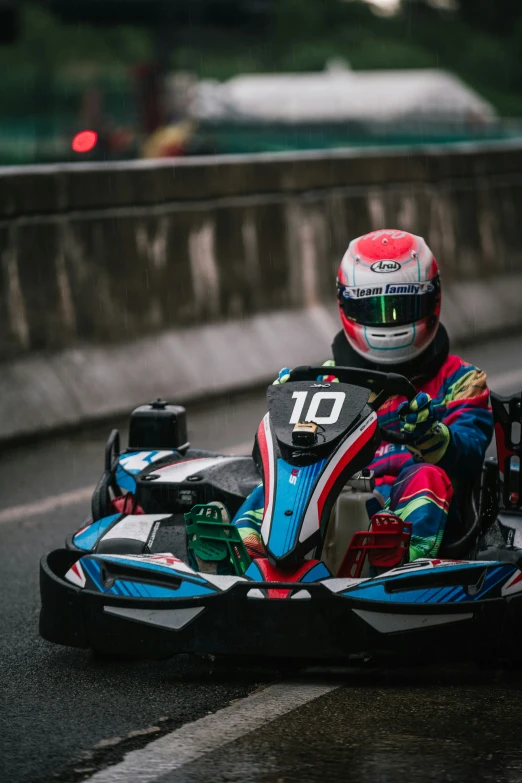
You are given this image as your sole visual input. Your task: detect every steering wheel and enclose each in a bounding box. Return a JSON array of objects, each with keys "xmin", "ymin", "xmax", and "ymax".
[{"xmin": 287, "ymin": 365, "xmax": 418, "ymax": 447}]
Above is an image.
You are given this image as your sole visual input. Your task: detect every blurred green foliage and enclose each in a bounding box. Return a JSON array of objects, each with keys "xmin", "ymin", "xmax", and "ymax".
[
  {"xmin": 1, "ymin": 0, "xmax": 522, "ymax": 121},
  {"xmin": 0, "ymin": 3, "xmax": 150, "ymax": 117}
]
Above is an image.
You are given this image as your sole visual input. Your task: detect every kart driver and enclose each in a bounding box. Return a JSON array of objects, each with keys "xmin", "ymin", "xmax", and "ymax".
[{"xmin": 211, "ymin": 229, "xmax": 494, "ymax": 566}]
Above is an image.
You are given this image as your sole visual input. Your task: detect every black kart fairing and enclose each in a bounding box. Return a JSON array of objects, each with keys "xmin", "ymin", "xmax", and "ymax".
[
  {"xmin": 253, "ymin": 380, "xmax": 379, "ymax": 565},
  {"xmin": 265, "ymin": 381, "xmax": 372, "ymax": 462},
  {"xmin": 70, "ymin": 448, "xmax": 260, "ymax": 558},
  {"xmin": 135, "ymin": 451, "xmax": 260, "ymax": 517},
  {"xmin": 40, "ymin": 548, "xmax": 522, "ymax": 663}
]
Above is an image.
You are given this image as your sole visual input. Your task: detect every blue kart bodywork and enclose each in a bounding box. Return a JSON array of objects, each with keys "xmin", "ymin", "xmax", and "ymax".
[{"xmin": 39, "ymin": 371, "xmax": 522, "ymax": 663}]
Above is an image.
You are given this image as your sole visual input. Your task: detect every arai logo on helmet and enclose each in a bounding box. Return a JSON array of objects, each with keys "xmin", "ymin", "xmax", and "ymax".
[{"xmin": 371, "ymin": 260, "xmax": 402, "ymax": 273}]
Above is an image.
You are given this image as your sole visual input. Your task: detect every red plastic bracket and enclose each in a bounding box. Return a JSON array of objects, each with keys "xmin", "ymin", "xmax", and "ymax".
[
  {"xmin": 111, "ymin": 494, "xmax": 144, "ymax": 516},
  {"xmin": 337, "ymin": 513, "xmax": 412, "ymax": 578}
]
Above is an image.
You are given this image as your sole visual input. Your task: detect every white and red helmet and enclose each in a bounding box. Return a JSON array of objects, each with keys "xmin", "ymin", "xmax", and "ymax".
[{"xmin": 337, "ymin": 229, "xmax": 441, "ymax": 365}]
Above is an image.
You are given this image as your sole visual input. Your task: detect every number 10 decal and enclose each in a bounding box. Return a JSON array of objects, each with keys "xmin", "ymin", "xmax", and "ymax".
[{"xmin": 289, "ymin": 391, "xmax": 346, "ymax": 425}]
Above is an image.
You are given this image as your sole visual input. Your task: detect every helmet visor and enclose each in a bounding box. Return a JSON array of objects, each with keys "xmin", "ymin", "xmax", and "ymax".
[{"xmin": 338, "ymin": 276, "xmax": 440, "ymax": 327}]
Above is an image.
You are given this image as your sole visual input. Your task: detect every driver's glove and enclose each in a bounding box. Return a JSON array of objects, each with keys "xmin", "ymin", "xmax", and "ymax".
[
  {"xmin": 272, "ymin": 361, "xmax": 340, "ymax": 385},
  {"xmin": 317, "ymin": 359, "xmax": 340, "ymax": 383},
  {"xmin": 398, "ymin": 392, "xmax": 451, "ymax": 464},
  {"xmin": 273, "ymin": 367, "xmax": 291, "ymax": 385}
]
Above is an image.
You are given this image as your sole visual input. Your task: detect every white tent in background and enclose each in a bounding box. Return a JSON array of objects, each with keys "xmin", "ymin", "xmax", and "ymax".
[{"xmin": 195, "ymin": 61, "xmax": 496, "ymax": 126}]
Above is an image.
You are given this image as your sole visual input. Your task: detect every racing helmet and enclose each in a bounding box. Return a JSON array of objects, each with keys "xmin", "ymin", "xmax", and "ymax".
[{"xmin": 336, "ymin": 230, "xmax": 441, "ymax": 365}]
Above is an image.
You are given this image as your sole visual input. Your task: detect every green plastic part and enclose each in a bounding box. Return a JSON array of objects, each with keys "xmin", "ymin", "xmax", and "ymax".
[{"xmin": 184, "ymin": 504, "xmax": 252, "ymax": 576}]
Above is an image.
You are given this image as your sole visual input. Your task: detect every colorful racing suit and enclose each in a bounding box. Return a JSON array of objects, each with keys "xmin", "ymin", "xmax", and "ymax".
[{"xmin": 233, "ymin": 353, "xmax": 493, "ymax": 563}]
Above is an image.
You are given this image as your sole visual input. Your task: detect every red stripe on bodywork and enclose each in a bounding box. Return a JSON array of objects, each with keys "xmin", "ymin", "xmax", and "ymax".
[
  {"xmin": 71, "ymin": 562, "xmax": 82, "ymax": 578},
  {"xmin": 253, "ymin": 557, "xmax": 322, "ymax": 599},
  {"xmin": 495, "ymin": 421, "xmax": 514, "ymax": 476},
  {"xmin": 317, "ymin": 417, "xmax": 378, "ymax": 521},
  {"xmin": 256, "ymin": 418, "xmax": 271, "ymax": 516}
]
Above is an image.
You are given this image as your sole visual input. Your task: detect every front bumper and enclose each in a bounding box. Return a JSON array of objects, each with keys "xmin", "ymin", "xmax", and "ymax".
[{"xmin": 39, "ymin": 549, "xmax": 522, "ymax": 663}]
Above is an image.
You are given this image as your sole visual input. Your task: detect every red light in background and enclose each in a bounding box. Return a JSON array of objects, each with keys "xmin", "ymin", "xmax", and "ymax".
[{"xmin": 72, "ymin": 130, "xmax": 98, "ymax": 154}]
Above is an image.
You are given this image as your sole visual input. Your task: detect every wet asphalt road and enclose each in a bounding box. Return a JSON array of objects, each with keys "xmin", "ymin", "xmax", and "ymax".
[
  {"xmin": 159, "ymin": 667, "xmax": 522, "ymax": 783},
  {"xmin": 1, "ymin": 333, "xmax": 522, "ymax": 783}
]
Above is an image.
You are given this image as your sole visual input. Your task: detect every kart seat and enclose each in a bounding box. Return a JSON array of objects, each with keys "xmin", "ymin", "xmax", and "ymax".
[
  {"xmin": 441, "ymin": 390, "xmax": 522, "ymax": 558},
  {"xmin": 438, "ymin": 476, "xmax": 480, "ymax": 559},
  {"xmin": 491, "ymin": 390, "xmax": 522, "ymax": 512}
]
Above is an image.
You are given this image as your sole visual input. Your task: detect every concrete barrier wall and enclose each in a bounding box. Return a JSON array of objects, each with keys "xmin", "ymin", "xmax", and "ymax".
[
  {"xmin": 2, "ymin": 141, "xmax": 522, "ymax": 360},
  {"xmin": 1, "ymin": 141, "xmax": 522, "ymax": 440}
]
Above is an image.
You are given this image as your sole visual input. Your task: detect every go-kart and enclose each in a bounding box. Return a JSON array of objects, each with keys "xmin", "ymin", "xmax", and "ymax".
[{"xmin": 39, "ymin": 367, "xmax": 522, "ymax": 664}]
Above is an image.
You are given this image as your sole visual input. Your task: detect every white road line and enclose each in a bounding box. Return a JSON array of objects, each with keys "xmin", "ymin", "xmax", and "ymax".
[
  {"xmin": 84, "ymin": 681, "xmax": 339, "ymax": 783},
  {"xmin": 0, "ymin": 441, "xmax": 252, "ymax": 525},
  {"xmin": 1, "ymin": 366, "xmax": 520, "ymax": 527},
  {"xmin": 0, "ymin": 485, "xmax": 94, "ymax": 525}
]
